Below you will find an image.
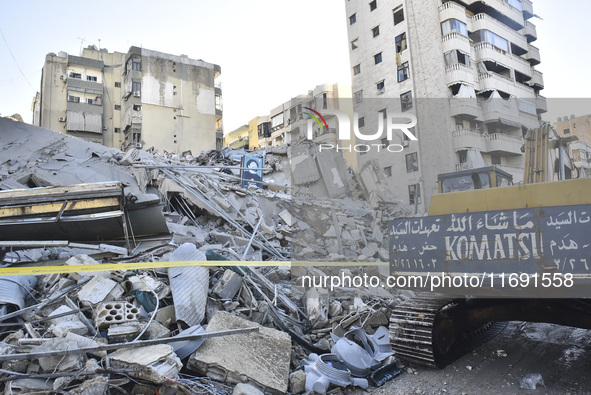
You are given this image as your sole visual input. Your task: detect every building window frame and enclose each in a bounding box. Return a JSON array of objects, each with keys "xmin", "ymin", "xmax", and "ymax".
[
  {"xmin": 354, "ymin": 90, "xmax": 363, "ymax": 103},
  {"xmin": 370, "ymin": 0, "xmax": 377, "ymax": 11},
  {"xmin": 393, "ymin": 6, "xmax": 404, "ymax": 25},
  {"xmin": 353, "ymin": 64, "xmax": 361, "ymax": 75},
  {"xmin": 351, "ymin": 38, "xmax": 359, "ymax": 50},
  {"xmin": 401, "ymin": 91, "xmax": 413, "ymax": 111},
  {"xmin": 395, "ymin": 32, "xmax": 407, "ymax": 53},
  {"xmin": 374, "ymin": 52, "xmax": 383, "ymax": 64},
  {"xmin": 397, "ymin": 62, "xmax": 410, "ymax": 82},
  {"xmin": 408, "ymin": 184, "xmax": 421, "ymax": 205},
  {"xmin": 406, "ymin": 152, "xmax": 419, "ymax": 172},
  {"xmin": 372, "ymin": 25, "xmax": 380, "ymax": 37},
  {"xmin": 349, "ymin": 13, "xmax": 357, "ymax": 25}
]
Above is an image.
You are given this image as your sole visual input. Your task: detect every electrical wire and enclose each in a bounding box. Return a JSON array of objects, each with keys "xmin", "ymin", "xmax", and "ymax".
[
  {"xmin": 0, "ymin": 25, "xmax": 35, "ymax": 92},
  {"xmin": 131, "ymin": 277, "xmax": 159, "ymax": 342}
]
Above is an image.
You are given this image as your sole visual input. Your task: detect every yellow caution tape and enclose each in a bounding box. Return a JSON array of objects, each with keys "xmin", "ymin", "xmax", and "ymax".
[{"xmin": 0, "ymin": 260, "xmax": 388, "ymax": 276}]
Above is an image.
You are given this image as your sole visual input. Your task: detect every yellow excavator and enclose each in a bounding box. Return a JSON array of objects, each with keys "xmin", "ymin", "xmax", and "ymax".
[{"xmin": 388, "ymin": 124, "xmax": 591, "ymax": 367}]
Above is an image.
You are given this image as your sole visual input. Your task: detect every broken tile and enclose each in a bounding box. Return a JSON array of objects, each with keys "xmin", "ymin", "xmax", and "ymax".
[
  {"xmin": 212, "ymin": 269, "xmax": 242, "ymax": 300},
  {"xmin": 76, "ymin": 276, "xmax": 118, "ymax": 306},
  {"xmin": 110, "ymin": 344, "xmax": 182, "ymax": 384}
]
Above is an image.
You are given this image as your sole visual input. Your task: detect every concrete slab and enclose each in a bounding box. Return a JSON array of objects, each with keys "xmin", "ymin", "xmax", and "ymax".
[{"xmin": 188, "ymin": 311, "xmax": 291, "ymax": 394}]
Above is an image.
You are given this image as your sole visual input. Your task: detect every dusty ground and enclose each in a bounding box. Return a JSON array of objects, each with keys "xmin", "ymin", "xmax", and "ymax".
[{"xmin": 348, "ymin": 322, "xmax": 591, "ymax": 395}]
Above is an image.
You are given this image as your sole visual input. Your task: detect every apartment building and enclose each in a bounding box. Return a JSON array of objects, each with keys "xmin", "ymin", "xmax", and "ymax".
[
  {"xmin": 253, "ymin": 83, "xmax": 358, "ymax": 169},
  {"xmin": 555, "ymin": 114, "xmax": 591, "ymax": 178},
  {"xmin": 345, "ymin": 0, "xmax": 545, "ymax": 214},
  {"xmin": 36, "ymin": 46, "xmax": 222, "ymax": 154}
]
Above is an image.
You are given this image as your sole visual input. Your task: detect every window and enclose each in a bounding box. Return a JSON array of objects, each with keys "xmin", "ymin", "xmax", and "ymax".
[
  {"xmin": 358, "ymin": 117, "xmax": 365, "ymax": 128},
  {"xmin": 271, "ymin": 113, "xmax": 284, "ymax": 129},
  {"xmin": 444, "ymin": 50, "xmax": 471, "ymax": 67},
  {"xmin": 379, "ymin": 108, "xmax": 387, "ymax": 122},
  {"xmin": 114, "ymin": 104, "xmax": 121, "ymax": 110},
  {"xmin": 132, "ymin": 57, "xmax": 141, "ymax": 71},
  {"xmin": 87, "ymin": 76, "xmax": 97, "ymax": 82},
  {"xmin": 506, "ymin": 0, "xmax": 522, "ymax": 10},
  {"xmin": 381, "ymin": 137, "xmax": 388, "ymax": 147},
  {"xmin": 351, "ymin": 38, "xmax": 359, "ymax": 50},
  {"xmin": 564, "ymin": 128, "xmax": 571, "ymax": 134},
  {"xmin": 395, "ymin": 33, "xmax": 407, "ymax": 53},
  {"xmin": 404, "ymin": 127, "xmax": 416, "ymax": 141},
  {"xmin": 67, "ymin": 95, "xmax": 80, "ymax": 103},
  {"xmin": 86, "ymin": 98, "xmax": 93, "ymax": 105},
  {"xmin": 401, "ymin": 91, "xmax": 413, "ymax": 111},
  {"xmin": 374, "ymin": 52, "xmax": 383, "ymax": 64},
  {"xmin": 408, "ymin": 184, "xmax": 421, "ymax": 205},
  {"xmin": 349, "ymin": 13, "xmax": 357, "ymax": 24},
  {"xmin": 393, "ymin": 7, "xmax": 404, "ymax": 25},
  {"xmin": 114, "ymin": 128, "xmax": 121, "ymax": 133},
  {"xmin": 132, "ymin": 79, "xmax": 141, "ymax": 94},
  {"xmin": 354, "ymin": 90, "xmax": 363, "ymax": 103},
  {"xmin": 441, "ymin": 19, "xmax": 468, "ymax": 37},
  {"xmin": 372, "ymin": 26, "xmax": 380, "ymax": 37},
  {"xmin": 384, "ymin": 166, "xmax": 392, "ymax": 177},
  {"xmin": 398, "ymin": 62, "xmax": 410, "ymax": 82},
  {"xmin": 406, "ymin": 152, "xmax": 419, "ymax": 172},
  {"xmin": 115, "ymin": 82, "xmax": 121, "ymax": 88},
  {"xmin": 69, "ymin": 72, "xmax": 81, "ymax": 79},
  {"xmin": 459, "ymin": 150, "xmax": 468, "ymax": 164},
  {"xmin": 370, "ymin": 0, "xmax": 377, "ymax": 11},
  {"xmin": 470, "ymin": 30, "xmax": 509, "ymax": 52},
  {"xmin": 376, "ymin": 80, "xmax": 385, "ymax": 92},
  {"xmin": 353, "ymin": 64, "xmax": 361, "ymax": 75},
  {"xmin": 491, "ymin": 154, "xmax": 501, "ymax": 165},
  {"xmin": 133, "ymin": 104, "xmax": 142, "ymax": 111}
]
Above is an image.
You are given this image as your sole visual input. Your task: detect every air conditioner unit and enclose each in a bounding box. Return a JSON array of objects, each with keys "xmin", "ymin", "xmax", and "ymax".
[
  {"xmin": 402, "ymin": 140, "xmax": 409, "ymax": 147},
  {"xmin": 377, "ymin": 88, "xmax": 386, "ymax": 95},
  {"xmin": 58, "ymin": 116, "xmax": 65, "ymax": 122},
  {"xmin": 135, "ymin": 143, "xmax": 142, "ymax": 149},
  {"xmin": 102, "ymin": 126, "xmax": 108, "ymax": 131},
  {"xmin": 60, "ymin": 75, "xmax": 66, "ymax": 81},
  {"xmin": 133, "ymin": 92, "xmax": 141, "ymax": 97}
]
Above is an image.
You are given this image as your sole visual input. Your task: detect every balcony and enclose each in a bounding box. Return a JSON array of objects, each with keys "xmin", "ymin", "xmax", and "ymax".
[
  {"xmin": 480, "ymin": 96, "xmax": 538, "ymax": 128},
  {"xmin": 445, "ymin": 63, "xmax": 475, "ymax": 86},
  {"xmin": 452, "ymin": 129, "xmax": 486, "ymax": 151},
  {"xmin": 522, "ymin": 0, "xmax": 534, "ymax": 19},
  {"xmin": 449, "ymin": 97, "xmax": 480, "ymax": 118},
  {"xmin": 473, "ymin": 42, "xmax": 532, "ymax": 78},
  {"xmin": 442, "ymin": 32, "xmax": 472, "ymax": 54},
  {"xmin": 524, "ymin": 44, "xmax": 541, "ymax": 66},
  {"xmin": 535, "ymin": 95, "xmax": 547, "ymax": 114},
  {"xmin": 470, "ymin": 14, "xmax": 528, "ymax": 53},
  {"xmin": 439, "ymin": 1, "xmax": 468, "ymax": 23},
  {"xmin": 520, "ymin": 20, "xmax": 537, "ymax": 42},
  {"xmin": 485, "ymin": 133, "xmax": 523, "ymax": 155},
  {"xmin": 462, "ymin": 0, "xmax": 524, "ymax": 30},
  {"xmin": 527, "ymin": 70, "xmax": 544, "ymax": 89},
  {"xmin": 478, "ymin": 72, "xmax": 534, "ymax": 98}
]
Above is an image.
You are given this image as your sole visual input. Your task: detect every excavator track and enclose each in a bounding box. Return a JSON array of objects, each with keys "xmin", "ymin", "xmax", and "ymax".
[{"xmin": 389, "ymin": 297, "xmax": 506, "ymax": 368}]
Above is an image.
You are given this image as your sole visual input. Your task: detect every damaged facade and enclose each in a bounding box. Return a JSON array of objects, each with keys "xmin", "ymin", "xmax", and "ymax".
[
  {"xmin": 35, "ymin": 45, "xmax": 222, "ymax": 155},
  {"xmin": 345, "ymin": 0, "xmax": 545, "ymax": 214}
]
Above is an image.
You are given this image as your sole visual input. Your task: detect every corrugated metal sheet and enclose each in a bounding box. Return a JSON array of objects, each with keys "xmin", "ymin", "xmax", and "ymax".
[
  {"xmin": 0, "ymin": 276, "xmax": 38, "ymax": 310},
  {"xmin": 66, "ymin": 111, "xmax": 84, "ymax": 131},
  {"xmin": 84, "ymin": 113, "xmax": 102, "ymax": 134},
  {"xmin": 168, "ymin": 243, "xmax": 208, "ymax": 327}
]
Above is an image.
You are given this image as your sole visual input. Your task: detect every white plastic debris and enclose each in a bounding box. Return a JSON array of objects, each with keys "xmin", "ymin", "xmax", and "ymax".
[{"xmin": 520, "ymin": 373, "xmax": 545, "ymax": 390}]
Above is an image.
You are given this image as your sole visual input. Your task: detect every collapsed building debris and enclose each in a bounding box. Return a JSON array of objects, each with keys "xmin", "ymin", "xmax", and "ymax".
[{"xmin": 0, "ymin": 119, "xmax": 416, "ymax": 393}]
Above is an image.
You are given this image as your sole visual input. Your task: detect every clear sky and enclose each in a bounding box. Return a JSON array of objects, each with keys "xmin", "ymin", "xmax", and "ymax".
[{"xmin": 0, "ymin": 1, "xmax": 589, "ymax": 132}]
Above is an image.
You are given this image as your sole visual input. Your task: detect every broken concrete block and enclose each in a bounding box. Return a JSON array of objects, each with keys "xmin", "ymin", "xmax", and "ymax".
[
  {"xmin": 69, "ymin": 375, "xmax": 109, "ymax": 395},
  {"xmin": 168, "ymin": 243, "xmax": 209, "ymax": 327},
  {"xmin": 188, "ymin": 311, "xmax": 291, "ymax": 395},
  {"xmin": 304, "ymin": 288, "xmax": 329, "ymax": 329},
  {"xmin": 77, "ymin": 275, "xmax": 118, "ymax": 306},
  {"xmin": 323, "ymin": 225, "xmax": 336, "ymax": 238},
  {"xmin": 155, "ymin": 305, "xmax": 177, "ymax": 328},
  {"xmin": 107, "ymin": 322, "xmax": 143, "ymax": 343},
  {"xmin": 289, "ymin": 369, "xmax": 307, "ymax": 394},
  {"xmin": 278, "ymin": 209, "xmax": 292, "ymax": 227},
  {"xmin": 361, "ymin": 242, "xmax": 379, "ymax": 258},
  {"xmin": 65, "ymin": 255, "xmax": 108, "ymax": 281},
  {"xmin": 5, "ymin": 378, "xmax": 54, "ymax": 393},
  {"xmin": 233, "ymin": 383, "xmax": 264, "ymax": 395},
  {"xmin": 212, "ymin": 269, "xmax": 242, "ymax": 300},
  {"xmin": 372, "ymin": 225, "xmax": 384, "ymax": 243},
  {"xmin": 94, "ymin": 301, "xmax": 140, "ymax": 329},
  {"xmin": 48, "ymin": 305, "xmax": 88, "ymax": 336},
  {"xmin": 110, "ymin": 344, "xmax": 182, "ymax": 384},
  {"xmin": 34, "ymin": 338, "xmax": 86, "ymax": 372},
  {"xmin": 145, "ymin": 320, "xmax": 171, "ymax": 340}
]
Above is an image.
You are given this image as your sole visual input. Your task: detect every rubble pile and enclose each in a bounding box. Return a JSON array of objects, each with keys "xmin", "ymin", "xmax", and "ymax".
[{"xmin": 0, "ymin": 118, "xmax": 414, "ymax": 393}]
